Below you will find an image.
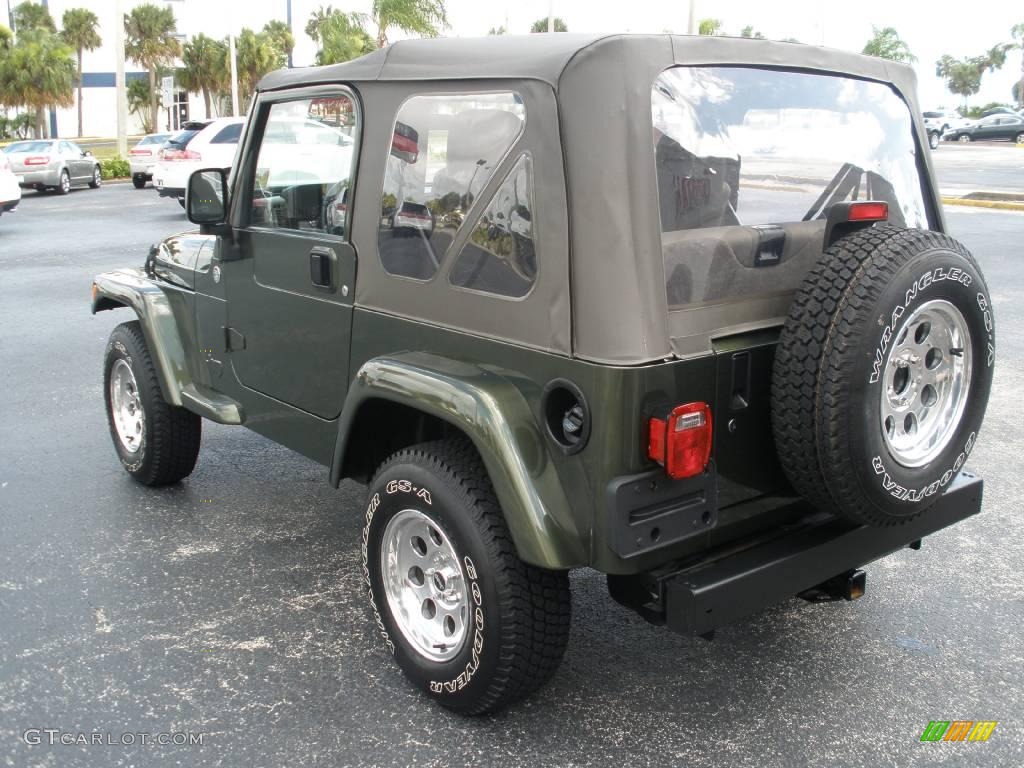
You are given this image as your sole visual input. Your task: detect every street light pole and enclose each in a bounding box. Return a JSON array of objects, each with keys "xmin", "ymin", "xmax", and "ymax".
[
  {"xmin": 114, "ymin": 0, "xmax": 127, "ymax": 156},
  {"xmin": 229, "ymin": 34, "xmax": 239, "ymax": 117},
  {"xmin": 286, "ymin": 0, "xmax": 293, "ymax": 68}
]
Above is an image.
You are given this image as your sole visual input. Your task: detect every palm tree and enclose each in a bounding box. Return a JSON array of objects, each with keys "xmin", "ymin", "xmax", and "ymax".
[
  {"xmin": 371, "ymin": 0, "xmax": 448, "ymax": 48},
  {"xmin": 1012, "ymin": 24, "xmax": 1024, "ymax": 108},
  {"xmin": 179, "ymin": 34, "xmax": 226, "ymax": 119},
  {"xmin": 529, "ymin": 17, "xmax": 567, "ymax": 33},
  {"xmin": 124, "ymin": 3, "xmax": 181, "ymax": 134},
  {"xmin": 234, "ymin": 28, "xmax": 284, "ymax": 106},
  {"xmin": 0, "ymin": 28, "xmax": 75, "ymax": 137},
  {"xmin": 262, "ymin": 20, "xmax": 294, "ymax": 63},
  {"xmin": 698, "ymin": 19, "xmax": 723, "ymax": 36},
  {"xmin": 11, "ymin": 1, "xmax": 56, "ymax": 33},
  {"xmin": 307, "ymin": 8, "xmax": 374, "ymax": 65},
  {"xmin": 862, "ymin": 26, "xmax": 916, "ymax": 64},
  {"xmin": 61, "ymin": 8, "xmax": 102, "ymax": 137},
  {"xmin": 127, "ymin": 78, "xmax": 154, "ymax": 132}
]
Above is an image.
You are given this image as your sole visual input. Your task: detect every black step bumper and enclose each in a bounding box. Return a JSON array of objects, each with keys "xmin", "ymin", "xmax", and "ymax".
[{"xmin": 610, "ymin": 472, "xmax": 982, "ymax": 636}]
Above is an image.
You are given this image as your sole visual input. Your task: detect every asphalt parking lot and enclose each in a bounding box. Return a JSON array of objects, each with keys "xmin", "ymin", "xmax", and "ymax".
[
  {"xmin": 931, "ymin": 142, "xmax": 1024, "ymax": 196},
  {"xmin": 0, "ymin": 174, "xmax": 1022, "ymax": 768}
]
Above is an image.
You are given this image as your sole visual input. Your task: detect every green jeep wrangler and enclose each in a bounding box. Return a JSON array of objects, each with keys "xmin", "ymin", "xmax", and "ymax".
[{"xmin": 92, "ymin": 34, "xmax": 995, "ymax": 715}]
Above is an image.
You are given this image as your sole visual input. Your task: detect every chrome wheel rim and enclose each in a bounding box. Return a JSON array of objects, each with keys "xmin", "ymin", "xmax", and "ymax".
[
  {"xmin": 61, "ymin": 172, "xmax": 70, "ymax": 192},
  {"xmin": 380, "ymin": 508, "xmax": 468, "ymax": 662},
  {"xmin": 110, "ymin": 359, "xmax": 144, "ymax": 454},
  {"xmin": 880, "ymin": 299, "xmax": 972, "ymax": 468},
  {"xmin": 958, "ymin": 135, "xmax": 970, "ymax": 143},
  {"xmin": 94, "ymin": 168, "xmax": 101, "ymax": 186}
]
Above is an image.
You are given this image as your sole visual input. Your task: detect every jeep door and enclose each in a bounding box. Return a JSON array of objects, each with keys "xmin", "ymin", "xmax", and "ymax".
[{"xmin": 222, "ymin": 88, "xmax": 359, "ymax": 419}]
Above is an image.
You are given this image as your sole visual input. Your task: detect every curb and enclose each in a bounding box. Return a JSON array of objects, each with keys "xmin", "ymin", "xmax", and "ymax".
[{"xmin": 941, "ymin": 196, "xmax": 1024, "ymax": 212}]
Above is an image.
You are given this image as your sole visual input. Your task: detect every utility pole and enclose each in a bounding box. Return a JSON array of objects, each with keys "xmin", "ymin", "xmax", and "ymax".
[
  {"xmin": 286, "ymin": 0, "xmax": 293, "ymax": 68},
  {"xmin": 547, "ymin": 0, "xmax": 553, "ymax": 33},
  {"xmin": 229, "ymin": 34, "xmax": 239, "ymax": 117},
  {"xmin": 114, "ymin": 0, "xmax": 127, "ymax": 156}
]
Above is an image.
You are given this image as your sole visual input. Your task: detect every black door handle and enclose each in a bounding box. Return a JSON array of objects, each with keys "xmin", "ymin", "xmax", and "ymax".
[{"xmin": 309, "ymin": 247, "xmax": 334, "ymax": 288}]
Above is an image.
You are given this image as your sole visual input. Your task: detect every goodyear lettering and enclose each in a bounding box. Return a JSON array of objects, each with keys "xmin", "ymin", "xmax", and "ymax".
[
  {"xmin": 872, "ymin": 432, "xmax": 975, "ymax": 502},
  {"xmin": 870, "ymin": 267, "xmax": 976, "ymax": 385}
]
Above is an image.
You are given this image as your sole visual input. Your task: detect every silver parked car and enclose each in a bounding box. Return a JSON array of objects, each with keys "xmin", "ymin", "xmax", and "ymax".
[{"xmin": 4, "ymin": 139, "xmax": 102, "ymax": 194}]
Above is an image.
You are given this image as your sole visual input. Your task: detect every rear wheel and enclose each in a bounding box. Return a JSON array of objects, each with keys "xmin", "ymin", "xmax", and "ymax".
[
  {"xmin": 89, "ymin": 166, "xmax": 102, "ymax": 189},
  {"xmin": 772, "ymin": 226, "xmax": 994, "ymax": 525},
  {"xmin": 928, "ymin": 131, "xmax": 940, "ymax": 150},
  {"xmin": 132, "ymin": 175, "xmax": 147, "ymax": 189},
  {"xmin": 56, "ymin": 169, "xmax": 71, "ymax": 195},
  {"xmin": 958, "ymin": 134, "xmax": 972, "ymax": 143},
  {"xmin": 1016, "ymin": 132, "xmax": 1024, "ymax": 144},
  {"xmin": 104, "ymin": 321, "xmax": 202, "ymax": 485},
  {"xmin": 362, "ymin": 438, "xmax": 571, "ymax": 714}
]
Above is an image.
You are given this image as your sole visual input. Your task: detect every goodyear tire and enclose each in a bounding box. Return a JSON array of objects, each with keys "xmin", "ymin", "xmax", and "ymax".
[
  {"xmin": 104, "ymin": 321, "xmax": 202, "ymax": 485},
  {"xmin": 362, "ymin": 438, "xmax": 571, "ymax": 714},
  {"xmin": 772, "ymin": 226, "xmax": 994, "ymax": 525}
]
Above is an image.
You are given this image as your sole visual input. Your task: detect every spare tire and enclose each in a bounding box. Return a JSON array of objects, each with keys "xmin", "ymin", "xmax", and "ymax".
[{"xmin": 772, "ymin": 225, "xmax": 994, "ymax": 526}]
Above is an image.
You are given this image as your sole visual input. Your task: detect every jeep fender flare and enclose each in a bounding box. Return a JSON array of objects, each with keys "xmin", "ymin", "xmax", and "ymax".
[
  {"xmin": 331, "ymin": 352, "xmax": 587, "ymax": 570},
  {"xmin": 91, "ymin": 269, "xmax": 243, "ymax": 425}
]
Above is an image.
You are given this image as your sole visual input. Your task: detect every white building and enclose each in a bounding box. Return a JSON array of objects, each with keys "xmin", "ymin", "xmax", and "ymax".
[{"xmin": 11, "ymin": 0, "xmax": 321, "ymax": 138}]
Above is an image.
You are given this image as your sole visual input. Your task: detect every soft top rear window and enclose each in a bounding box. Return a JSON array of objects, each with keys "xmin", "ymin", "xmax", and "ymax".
[
  {"xmin": 652, "ymin": 67, "xmax": 926, "ymax": 234},
  {"xmin": 652, "ymin": 66, "xmax": 928, "ymax": 312}
]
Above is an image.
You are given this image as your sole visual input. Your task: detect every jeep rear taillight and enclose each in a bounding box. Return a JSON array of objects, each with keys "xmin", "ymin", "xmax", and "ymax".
[{"xmin": 648, "ymin": 402, "xmax": 713, "ymax": 480}]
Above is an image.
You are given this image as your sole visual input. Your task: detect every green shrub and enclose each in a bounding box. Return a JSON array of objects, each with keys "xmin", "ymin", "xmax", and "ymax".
[{"xmin": 100, "ymin": 156, "xmax": 131, "ymax": 180}]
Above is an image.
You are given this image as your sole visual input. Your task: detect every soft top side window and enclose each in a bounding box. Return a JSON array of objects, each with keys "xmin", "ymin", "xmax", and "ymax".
[
  {"xmin": 448, "ymin": 153, "xmax": 537, "ymax": 299},
  {"xmin": 378, "ymin": 92, "xmax": 525, "ymax": 281},
  {"xmin": 247, "ymin": 95, "xmax": 359, "ymax": 236}
]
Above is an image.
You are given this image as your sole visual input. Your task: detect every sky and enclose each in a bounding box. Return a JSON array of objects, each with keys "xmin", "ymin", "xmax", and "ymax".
[
  {"xmin": 25, "ymin": 1, "xmax": 1024, "ymax": 111},
  {"xmin": 287, "ymin": 0, "xmax": 1024, "ymax": 109}
]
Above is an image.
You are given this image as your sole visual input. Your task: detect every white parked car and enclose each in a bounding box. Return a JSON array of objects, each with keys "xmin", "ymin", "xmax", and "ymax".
[
  {"xmin": 128, "ymin": 132, "xmax": 172, "ymax": 189},
  {"xmin": 0, "ymin": 150, "xmax": 22, "ymax": 217},
  {"xmin": 153, "ymin": 118, "xmax": 244, "ymax": 206}
]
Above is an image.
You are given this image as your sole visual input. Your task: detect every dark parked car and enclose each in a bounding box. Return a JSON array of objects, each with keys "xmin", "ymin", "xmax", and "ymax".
[
  {"xmin": 945, "ymin": 113, "xmax": 1024, "ymax": 143},
  {"xmin": 92, "ymin": 34, "xmax": 994, "ymax": 715}
]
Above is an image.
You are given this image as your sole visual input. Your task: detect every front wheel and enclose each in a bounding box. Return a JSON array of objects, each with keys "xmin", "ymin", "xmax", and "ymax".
[
  {"xmin": 1015, "ymin": 132, "xmax": 1024, "ymax": 144},
  {"xmin": 362, "ymin": 438, "xmax": 571, "ymax": 714},
  {"xmin": 928, "ymin": 131, "xmax": 940, "ymax": 150},
  {"xmin": 89, "ymin": 166, "xmax": 102, "ymax": 189},
  {"xmin": 104, "ymin": 321, "xmax": 201, "ymax": 485}
]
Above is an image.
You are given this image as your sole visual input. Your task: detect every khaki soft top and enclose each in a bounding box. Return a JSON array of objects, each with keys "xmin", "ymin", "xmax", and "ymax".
[{"xmin": 258, "ymin": 35, "xmax": 941, "ymax": 365}]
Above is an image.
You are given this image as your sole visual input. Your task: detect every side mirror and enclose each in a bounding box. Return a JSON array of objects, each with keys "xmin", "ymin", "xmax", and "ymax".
[
  {"xmin": 187, "ymin": 168, "xmax": 229, "ymax": 230},
  {"xmin": 83, "ymin": 150, "xmax": 92, "ymax": 157}
]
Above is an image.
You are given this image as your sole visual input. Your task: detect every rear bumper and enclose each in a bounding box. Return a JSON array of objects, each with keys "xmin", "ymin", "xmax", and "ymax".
[
  {"xmin": 156, "ymin": 186, "xmax": 185, "ymax": 199},
  {"xmin": 129, "ymin": 160, "xmax": 156, "ymax": 176},
  {"xmin": 610, "ymin": 471, "xmax": 983, "ymax": 636},
  {"xmin": 16, "ymin": 168, "xmax": 60, "ymax": 187}
]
